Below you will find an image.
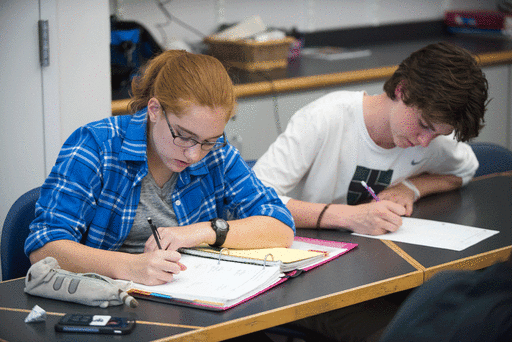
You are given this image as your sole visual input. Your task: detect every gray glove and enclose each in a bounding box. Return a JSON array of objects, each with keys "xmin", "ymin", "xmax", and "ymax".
[{"xmin": 24, "ymin": 257, "xmax": 138, "ymax": 308}]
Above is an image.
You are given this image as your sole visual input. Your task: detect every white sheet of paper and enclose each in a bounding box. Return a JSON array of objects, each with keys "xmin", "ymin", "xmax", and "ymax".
[
  {"xmin": 129, "ymin": 254, "xmax": 282, "ymax": 304},
  {"xmin": 352, "ymin": 217, "xmax": 499, "ymax": 251}
]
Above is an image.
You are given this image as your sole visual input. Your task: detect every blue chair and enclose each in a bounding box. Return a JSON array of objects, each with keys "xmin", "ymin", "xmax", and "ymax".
[
  {"xmin": 469, "ymin": 142, "xmax": 512, "ymax": 177},
  {"xmin": 2, "ymin": 185, "xmax": 311, "ymax": 341},
  {"xmin": 1, "ymin": 187, "xmax": 40, "ymax": 281}
]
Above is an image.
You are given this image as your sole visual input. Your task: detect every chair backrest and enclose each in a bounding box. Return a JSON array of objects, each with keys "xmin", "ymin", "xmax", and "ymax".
[
  {"xmin": 1, "ymin": 187, "xmax": 40, "ymax": 281},
  {"xmin": 470, "ymin": 142, "xmax": 512, "ymax": 177}
]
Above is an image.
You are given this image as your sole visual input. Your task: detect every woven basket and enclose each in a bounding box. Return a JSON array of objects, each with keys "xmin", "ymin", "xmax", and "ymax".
[{"xmin": 204, "ymin": 36, "xmax": 295, "ymax": 71}]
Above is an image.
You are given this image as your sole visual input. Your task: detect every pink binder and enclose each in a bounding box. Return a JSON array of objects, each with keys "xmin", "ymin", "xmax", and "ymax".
[{"xmin": 128, "ymin": 237, "xmax": 358, "ymax": 311}]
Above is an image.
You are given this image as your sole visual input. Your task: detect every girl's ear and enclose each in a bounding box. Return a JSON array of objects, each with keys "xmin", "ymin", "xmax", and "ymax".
[{"xmin": 147, "ymin": 98, "xmax": 161, "ymax": 122}]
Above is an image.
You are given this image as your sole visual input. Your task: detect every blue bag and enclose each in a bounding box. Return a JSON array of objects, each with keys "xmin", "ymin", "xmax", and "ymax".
[{"xmin": 110, "ymin": 16, "xmax": 163, "ymax": 98}]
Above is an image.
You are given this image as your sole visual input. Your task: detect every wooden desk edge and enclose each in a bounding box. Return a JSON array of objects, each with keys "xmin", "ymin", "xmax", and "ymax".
[
  {"xmin": 112, "ymin": 50, "xmax": 512, "ymax": 115},
  {"xmin": 0, "ymin": 272, "xmax": 421, "ymax": 342},
  {"xmin": 152, "ymin": 270, "xmax": 423, "ymax": 342},
  {"xmin": 381, "ymin": 240, "xmax": 426, "ymax": 274},
  {"xmin": 423, "ymin": 245, "xmax": 512, "ymax": 281}
]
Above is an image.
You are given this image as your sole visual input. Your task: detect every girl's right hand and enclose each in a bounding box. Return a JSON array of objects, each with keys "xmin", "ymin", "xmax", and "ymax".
[{"xmin": 129, "ymin": 249, "xmax": 185, "ymax": 285}]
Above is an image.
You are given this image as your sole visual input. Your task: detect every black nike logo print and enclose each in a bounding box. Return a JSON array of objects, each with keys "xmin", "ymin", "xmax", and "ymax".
[{"xmin": 411, "ymin": 158, "xmax": 428, "ymax": 166}]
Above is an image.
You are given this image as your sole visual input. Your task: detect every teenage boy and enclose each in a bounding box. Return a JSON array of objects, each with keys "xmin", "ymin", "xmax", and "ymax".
[
  {"xmin": 253, "ymin": 42, "xmax": 489, "ymax": 341},
  {"xmin": 254, "ymin": 42, "xmax": 488, "ymax": 236}
]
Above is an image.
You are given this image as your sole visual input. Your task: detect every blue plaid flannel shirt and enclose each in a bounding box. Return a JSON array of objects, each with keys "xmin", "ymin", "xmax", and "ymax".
[{"xmin": 25, "ymin": 109, "xmax": 295, "ymax": 256}]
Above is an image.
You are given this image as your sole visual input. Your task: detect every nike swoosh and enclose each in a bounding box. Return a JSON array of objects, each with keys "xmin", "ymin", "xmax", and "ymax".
[{"xmin": 411, "ymin": 158, "xmax": 428, "ymax": 166}]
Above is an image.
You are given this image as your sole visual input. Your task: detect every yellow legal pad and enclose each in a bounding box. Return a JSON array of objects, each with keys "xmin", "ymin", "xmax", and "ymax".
[{"xmin": 180, "ymin": 245, "xmax": 327, "ymax": 272}]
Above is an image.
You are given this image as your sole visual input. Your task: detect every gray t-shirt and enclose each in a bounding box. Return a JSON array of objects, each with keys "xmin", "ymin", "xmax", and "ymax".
[{"xmin": 118, "ymin": 172, "xmax": 179, "ymax": 254}]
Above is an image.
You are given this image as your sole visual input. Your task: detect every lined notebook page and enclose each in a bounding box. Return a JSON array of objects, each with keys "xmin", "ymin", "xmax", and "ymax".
[{"xmin": 129, "ymin": 254, "xmax": 282, "ymax": 305}]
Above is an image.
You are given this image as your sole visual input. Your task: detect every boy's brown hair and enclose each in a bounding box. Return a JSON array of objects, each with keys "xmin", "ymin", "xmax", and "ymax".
[{"xmin": 384, "ymin": 42, "xmax": 489, "ymax": 141}]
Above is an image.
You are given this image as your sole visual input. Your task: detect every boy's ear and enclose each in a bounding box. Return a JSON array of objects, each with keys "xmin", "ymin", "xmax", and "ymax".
[{"xmin": 395, "ymin": 82, "xmax": 404, "ymax": 99}]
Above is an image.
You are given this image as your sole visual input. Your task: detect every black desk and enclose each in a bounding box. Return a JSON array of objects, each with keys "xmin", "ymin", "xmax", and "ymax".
[
  {"xmin": 2, "ymin": 175, "xmax": 511, "ymax": 341},
  {"xmin": 0, "ymin": 239, "xmax": 420, "ymax": 341},
  {"xmin": 392, "ymin": 175, "xmax": 512, "ymax": 280}
]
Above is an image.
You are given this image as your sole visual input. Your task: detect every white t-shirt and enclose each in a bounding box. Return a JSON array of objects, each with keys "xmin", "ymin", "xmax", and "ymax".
[{"xmin": 254, "ymin": 91, "xmax": 478, "ymax": 205}]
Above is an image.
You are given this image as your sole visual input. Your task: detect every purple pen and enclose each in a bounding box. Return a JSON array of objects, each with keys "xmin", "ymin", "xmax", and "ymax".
[{"xmin": 360, "ymin": 181, "xmax": 380, "ymax": 202}]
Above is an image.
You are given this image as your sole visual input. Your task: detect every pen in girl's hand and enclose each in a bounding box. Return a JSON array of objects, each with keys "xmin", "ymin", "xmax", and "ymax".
[
  {"xmin": 147, "ymin": 217, "xmax": 162, "ymax": 250},
  {"xmin": 360, "ymin": 181, "xmax": 380, "ymax": 202},
  {"xmin": 146, "ymin": 217, "xmax": 187, "ymax": 271}
]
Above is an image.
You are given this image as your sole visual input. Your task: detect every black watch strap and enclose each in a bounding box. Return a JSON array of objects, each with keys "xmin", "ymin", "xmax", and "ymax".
[{"xmin": 210, "ymin": 218, "xmax": 229, "ymax": 247}]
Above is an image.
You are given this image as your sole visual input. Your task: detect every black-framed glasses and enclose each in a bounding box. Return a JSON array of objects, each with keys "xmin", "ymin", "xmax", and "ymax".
[{"xmin": 163, "ymin": 111, "xmax": 227, "ymax": 151}]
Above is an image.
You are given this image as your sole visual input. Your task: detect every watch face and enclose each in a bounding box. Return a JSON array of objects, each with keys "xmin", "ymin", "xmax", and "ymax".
[
  {"xmin": 211, "ymin": 218, "xmax": 229, "ymax": 247},
  {"xmin": 215, "ymin": 219, "xmax": 229, "ymax": 231}
]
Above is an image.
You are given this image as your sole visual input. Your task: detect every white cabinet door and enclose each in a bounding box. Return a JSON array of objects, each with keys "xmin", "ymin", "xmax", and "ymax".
[
  {"xmin": 276, "ymin": 89, "xmax": 328, "ymax": 132},
  {"xmin": 332, "ymin": 81, "xmax": 385, "ymax": 95},
  {"xmin": 0, "ymin": 0, "xmax": 46, "ymax": 230},
  {"xmin": 475, "ymin": 65, "xmax": 510, "ymax": 148},
  {"xmin": 225, "ymin": 65, "xmax": 512, "ymax": 163},
  {"xmin": 225, "ymin": 96, "xmax": 279, "ymax": 162},
  {"xmin": 229, "ymin": 81, "xmax": 386, "ymax": 162},
  {"xmin": 276, "ymin": 80, "xmax": 385, "ymax": 132},
  {"xmin": 510, "ymin": 65, "xmax": 512, "ymax": 150}
]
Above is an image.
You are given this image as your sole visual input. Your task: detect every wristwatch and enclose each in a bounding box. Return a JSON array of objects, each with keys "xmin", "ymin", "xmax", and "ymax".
[{"xmin": 210, "ymin": 218, "xmax": 229, "ymax": 247}]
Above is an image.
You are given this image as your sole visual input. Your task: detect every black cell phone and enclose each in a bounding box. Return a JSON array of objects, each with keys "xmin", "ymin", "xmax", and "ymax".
[{"xmin": 55, "ymin": 314, "xmax": 135, "ymax": 335}]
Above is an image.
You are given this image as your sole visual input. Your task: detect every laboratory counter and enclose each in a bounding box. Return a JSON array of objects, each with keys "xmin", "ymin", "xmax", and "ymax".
[{"xmin": 112, "ymin": 20, "xmax": 512, "ymax": 115}]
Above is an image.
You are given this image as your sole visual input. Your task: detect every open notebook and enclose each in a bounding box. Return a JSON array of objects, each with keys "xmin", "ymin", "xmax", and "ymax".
[
  {"xmin": 126, "ymin": 237, "xmax": 358, "ymax": 311},
  {"xmin": 181, "ymin": 239, "xmax": 335, "ymax": 272}
]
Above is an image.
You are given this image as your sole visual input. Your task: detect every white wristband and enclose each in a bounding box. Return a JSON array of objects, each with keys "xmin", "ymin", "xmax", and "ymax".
[{"xmin": 402, "ymin": 180, "xmax": 421, "ymax": 201}]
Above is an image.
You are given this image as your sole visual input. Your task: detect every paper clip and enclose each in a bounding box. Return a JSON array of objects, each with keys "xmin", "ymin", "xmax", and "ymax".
[
  {"xmin": 263, "ymin": 253, "xmax": 274, "ymax": 268},
  {"xmin": 218, "ymin": 248, "xmax": 229, "ymax": 264}
]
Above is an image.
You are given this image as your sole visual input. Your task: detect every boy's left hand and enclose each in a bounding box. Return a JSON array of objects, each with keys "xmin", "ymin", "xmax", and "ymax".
[{"xmin": 376, "ymin": 184, "xmax": 417, "ymax": 216}]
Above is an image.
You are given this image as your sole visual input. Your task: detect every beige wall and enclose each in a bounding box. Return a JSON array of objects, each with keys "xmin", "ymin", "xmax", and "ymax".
[{"xmin": 113, "ymin": 0, "xmax": 498, "ymax": 50}]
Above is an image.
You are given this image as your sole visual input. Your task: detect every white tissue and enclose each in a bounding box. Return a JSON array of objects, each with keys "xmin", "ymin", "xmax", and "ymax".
[
  {"xmin": 24, "ymin": 305, "xmax": 47, "ymax": 323},
  {"xmin": 213, "ymin": 15, "xmax": 266, "ymax": 40},
  {"xmin": 253, "ymin": 30, "xmax": 286, "ymax": 42}
]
